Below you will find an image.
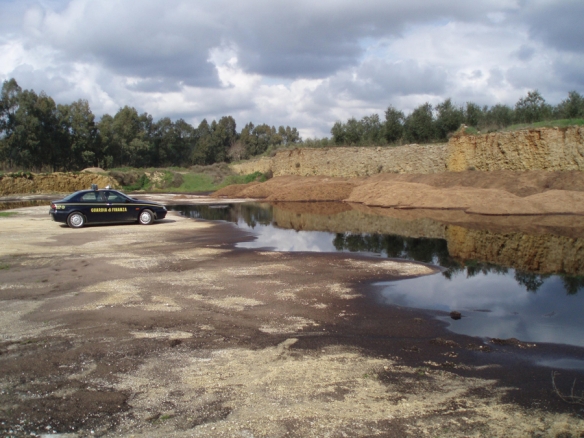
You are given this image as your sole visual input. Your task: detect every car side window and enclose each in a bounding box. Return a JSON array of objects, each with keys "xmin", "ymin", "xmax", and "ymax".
[
  {"xmin": 105, "ymin": 192, "xmax": 124, "ymax": 203},
  {"xmin": 80, "ymin": 192, "xmax": 98, "ymax": 202}
]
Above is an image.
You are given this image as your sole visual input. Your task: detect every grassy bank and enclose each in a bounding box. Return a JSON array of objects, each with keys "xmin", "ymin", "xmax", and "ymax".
[{"xmin": 108, "ymin": 164, "xmax": 270, "ymax": 193}]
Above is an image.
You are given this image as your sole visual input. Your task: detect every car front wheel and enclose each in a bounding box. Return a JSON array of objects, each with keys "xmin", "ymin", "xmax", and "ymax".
[
  {"xmin": 139, "ymin": 209, "xmax": 154, "ymax": 225},
  {"xmin": 67, "ymin": 212, "xmax": 85, "ymax": 228}
]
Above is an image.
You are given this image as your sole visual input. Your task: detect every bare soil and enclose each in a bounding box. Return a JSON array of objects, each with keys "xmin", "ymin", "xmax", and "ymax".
[
  {"xmin": 213, "ymin": 170, "xmax": 584, "ymax": 216},
  {"xmin": 0, "ymin": 206, "xmax": 583, "ymax": 437}
]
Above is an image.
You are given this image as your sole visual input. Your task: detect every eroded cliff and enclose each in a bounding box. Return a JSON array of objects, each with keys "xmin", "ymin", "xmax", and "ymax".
[
  {"xmin": 448, "ymin": 126, "xmax": 584, "ymax": 172},
  {"xmin": 232, "ymin": 126, "xmax": 584, "ymax": 177}
]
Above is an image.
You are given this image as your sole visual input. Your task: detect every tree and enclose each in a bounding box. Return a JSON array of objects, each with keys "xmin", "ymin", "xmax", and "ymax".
[
  {"xmin": 464, "ymin": 102, "xmax": 483, "ymax": 128},
  {"xmin": 435, "ymin": 99, "xmax": 464, "ymax": 140},
  {"xmin": 404, "ymin": 103, "xmax": 435, "ymax": 143},
  {"xmin": 278, "ymin": 126, "xmax": 301, "ymax": 145},
  {"xmin": 107, "ymin": 106, "xmax": 152, "ymax": 167},
  {"xmin": 484, "ymin": 104, "xmax": 514, "ymax": 130},
  {"xmin": 191, "ymin": 119, "xmax": 212, "ymax": 165},
  {"xmin": 383, "ymin": 106, "xmax": 404, "ymax": 144},
  {"xmin": 57, "ymin": 99, "xmax": 98, "ymax": 170},
  {"xmin": 557, "ymin": 91, "xmax": 584, "ymax": 119},
  {"xmin": 360, "ymin": 114, "xmax": 383, "ymax": 144},
  {"xmin": 514, "ymin": 90, "xmax": 551, "ymax": 124},
  {"xmin": 1, "ymin": 85, "xmax": 60, "ymax": 171}
]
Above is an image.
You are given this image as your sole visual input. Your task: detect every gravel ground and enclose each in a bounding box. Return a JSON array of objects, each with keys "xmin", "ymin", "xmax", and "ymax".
[{"xmin": 0, "ymin": 206, "xmax": 583, "ymax": 437}]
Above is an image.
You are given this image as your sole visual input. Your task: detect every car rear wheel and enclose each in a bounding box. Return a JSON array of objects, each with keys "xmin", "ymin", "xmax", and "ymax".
[
  {"xmin": 139, "ymin": 209, "xmax": 154, "ymax": 225},
  {"xmin": 67, "ymin": 212, "xmax": 85, "ymax": 228}
]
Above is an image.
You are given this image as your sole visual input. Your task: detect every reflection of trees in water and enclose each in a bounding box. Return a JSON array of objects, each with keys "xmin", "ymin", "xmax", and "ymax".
[
  {"xmin": 514, "ymin": 271, "xmax": 547, "ymax": 292},
  {"xmin": 561, "ymin": 276, "xmax": 584, "ymax": 295},
  {"xmin": 170, "ymin": 204, "xmax": 237, "ymax": 222},
  {"xmin": 333, "ymin": 232, "xmax": 451, "ymax": 264},
  {"xmin": 237, "ymin": 203, "xmax": 273, "ymax": 228},
  {"xmin": 333, "ymin": 232, "xmax": 583, "ymax": 295},
  {"xmin": 169, "ymin": 207, "xmax": 584, "ymax": 296},
  {"xmin": 170, "ymin": 203, "xmax": 273, "ymax": 227}
]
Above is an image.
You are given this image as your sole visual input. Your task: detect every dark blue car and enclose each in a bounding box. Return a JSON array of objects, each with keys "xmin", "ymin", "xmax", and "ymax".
[{"xmin": 49, "ymin": 186, "xmax": 167, "ymax": 228}]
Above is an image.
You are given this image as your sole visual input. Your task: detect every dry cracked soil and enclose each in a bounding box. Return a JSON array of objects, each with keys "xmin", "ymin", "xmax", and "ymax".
[{"xmin": 0, "ymin": 205, "xmax": 583, "ymax": 437}]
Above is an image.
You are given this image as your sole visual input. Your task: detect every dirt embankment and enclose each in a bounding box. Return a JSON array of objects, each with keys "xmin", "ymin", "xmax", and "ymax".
[
  {"xmin": 213, "ymin": 170, "xmax": 584, "ymax": 216},
  {"xmin": 0, "ymin": 172, "xmax": 119, "ymax": 196}
]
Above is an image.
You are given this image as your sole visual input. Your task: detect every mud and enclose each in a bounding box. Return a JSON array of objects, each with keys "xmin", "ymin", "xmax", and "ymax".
[{"xmin": 0, "ymin": 206, "xmax": 583, "ymax": 437}]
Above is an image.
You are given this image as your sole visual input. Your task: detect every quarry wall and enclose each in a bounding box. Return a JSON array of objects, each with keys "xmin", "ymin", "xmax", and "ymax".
[
  {"xmin": 447, "ymin": 126, "xmax": 584, "ymax": 172},
  {"xmin": 231, "ymin": 126, "xmax": 584, "ymax": 177},
  {"xmin": 233, "ymin": 143, "xmax": 448, "ymax": 177}
]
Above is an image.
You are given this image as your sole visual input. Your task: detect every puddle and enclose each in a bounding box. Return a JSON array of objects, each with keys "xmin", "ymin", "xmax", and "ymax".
[
  {"xmin": 378, "ymin": 272, "xmax": 584, "ymax": 347},
  {"xmin": 171, "ymin": 203, "xmax": 584, "ymax": 347}
]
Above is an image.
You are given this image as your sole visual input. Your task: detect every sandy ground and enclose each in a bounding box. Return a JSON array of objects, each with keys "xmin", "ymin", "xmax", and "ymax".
[{"xmin": 0, "ymin": 206, "xmax": 583, "ymax": 437}]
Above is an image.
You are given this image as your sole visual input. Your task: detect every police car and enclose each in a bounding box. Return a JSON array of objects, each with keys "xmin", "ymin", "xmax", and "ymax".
[{"xmin": 49, "ymin": 185, "xmax": 167, "ymax": 228}]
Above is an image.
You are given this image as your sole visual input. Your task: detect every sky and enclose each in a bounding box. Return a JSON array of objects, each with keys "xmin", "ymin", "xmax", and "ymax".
[{"xmin": 1, "ymin": 0, "xmax": 583, "ymax": 138}]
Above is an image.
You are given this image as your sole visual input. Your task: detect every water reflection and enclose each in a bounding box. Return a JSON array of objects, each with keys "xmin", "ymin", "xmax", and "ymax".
[
  {"xmin": 170, "ymin": 203, "xmax": 584, "ymax": 296},
  {"xmin": 378, "ymin": 270, "xmax": 584, "ymax": 346},
  {"xmin": 170, "ymin": 202, "xmax": 584, "ymax": 346}
]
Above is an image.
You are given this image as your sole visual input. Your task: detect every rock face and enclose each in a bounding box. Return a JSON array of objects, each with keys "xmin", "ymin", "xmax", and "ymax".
[
  {"xmin": 232, "ymin": 144, "xmax": 448, "ymax": 177},
  {"xmin": 448, "ymin": 126, "xmax": 584, "ymax": 172},
  {"xmin": 231, "ymin": 126, "xmax": 584, "ymax": 177},
  {"xmin": 0, "ymin": 172, "xmax": 119, "ymax": 196}
]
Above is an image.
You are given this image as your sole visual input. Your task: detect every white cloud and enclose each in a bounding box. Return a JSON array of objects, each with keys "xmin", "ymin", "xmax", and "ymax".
[{"xmin": 0, "ymin": 0, "xmax": 582, "ymax": 137}]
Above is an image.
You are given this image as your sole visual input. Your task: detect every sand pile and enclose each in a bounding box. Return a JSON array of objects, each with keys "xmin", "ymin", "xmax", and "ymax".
[{"xmin": 213, "ymin": 170, "xmax": 584, "ymax": 216}]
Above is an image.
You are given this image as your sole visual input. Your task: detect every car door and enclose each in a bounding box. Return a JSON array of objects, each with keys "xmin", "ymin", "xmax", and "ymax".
[
  {"xmin": 78, "ymin": 191, "xmax": 105, "ymax": 223},
  {"xmin": 102, "ymin": 191, "xmax": 134, "ymax": 222}
]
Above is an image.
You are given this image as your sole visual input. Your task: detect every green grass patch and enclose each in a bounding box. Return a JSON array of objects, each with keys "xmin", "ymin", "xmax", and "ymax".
[
  {"xmin": 0, "ymin": 264, "xmax": 9, "ymax": 270},
  {"xmin": 463, "ymin": 126, "xmax": 480, "ymax": 135},
  {"xmin": 503, "ymin": 118, "xmax": 584, "ymax": 132},
  {"xmin": 172, "ymin": 173, "xmax": 217, "ymax": 192},
  {"xmin": 111, "ymin": 166, "xmax": 269, "ymax": 193},
  {"xmin": 219, "ymin": 171, "xmax": 269, "ymax": 188},
  {"xmin": 0, "ymin": 212, "xmax": 18, "ymax": 218}
]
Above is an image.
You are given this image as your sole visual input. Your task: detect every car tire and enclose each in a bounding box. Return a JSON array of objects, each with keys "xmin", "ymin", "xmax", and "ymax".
[
  {"xmin": 139, "ymin": 209, "xmax": 154, "ymax": 225},
  {"xmin": 67, "ymin": 212, "xmax": 85, "ymax": 228}
]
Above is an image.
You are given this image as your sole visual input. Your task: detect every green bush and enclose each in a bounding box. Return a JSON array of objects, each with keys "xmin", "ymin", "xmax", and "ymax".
[
  {"xmin": 219, "ymin": 171, "xmax": 270, "ymax": 187},
  {"xmin": 123, "ymin": 174, "xmax": 151, "ymax": 191}
]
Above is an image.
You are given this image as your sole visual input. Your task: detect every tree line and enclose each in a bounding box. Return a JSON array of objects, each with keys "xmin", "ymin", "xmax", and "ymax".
[
  {"xmin": 2, "ymin": 76, "xmax": 584, "ymax": 171},
  {"xmin": 0, "ymin": 78, "xmax": 301, "ymax": 171},
  {"xmin": 329, "ymin": 90, "xmax": 584, "ymax": 146}
]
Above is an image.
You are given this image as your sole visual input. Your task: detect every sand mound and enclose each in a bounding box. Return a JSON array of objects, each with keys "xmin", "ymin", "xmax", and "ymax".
[
  {"xmin": 81, "ymin": 167, "xmax": 107, "ymax": 173},
  {"xmin": 214, "ymin": 170, "xmax": 584, "ymax": 216}
]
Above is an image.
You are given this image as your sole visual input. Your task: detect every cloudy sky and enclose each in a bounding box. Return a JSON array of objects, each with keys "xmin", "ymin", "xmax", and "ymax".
[{"xmin": 1, "ymin": 0, "xmax": 582, "ymax": 137}]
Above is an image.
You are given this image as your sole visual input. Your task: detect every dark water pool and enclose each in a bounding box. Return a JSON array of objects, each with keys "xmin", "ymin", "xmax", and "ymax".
[{"xmin": 170, "ymin": 203, "xmax": 584, "ymax": 353}]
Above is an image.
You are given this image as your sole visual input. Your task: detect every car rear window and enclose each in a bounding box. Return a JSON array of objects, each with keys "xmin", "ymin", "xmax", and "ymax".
[{"xmin": 80, "ymin": 192, "xmax": 98, "ymax": 202}]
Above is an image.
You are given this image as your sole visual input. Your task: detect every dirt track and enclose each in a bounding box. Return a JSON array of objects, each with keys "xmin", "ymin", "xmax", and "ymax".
[{"xmin": 0, "ymin": 206, "xmax": 583, "ymax": 437}]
